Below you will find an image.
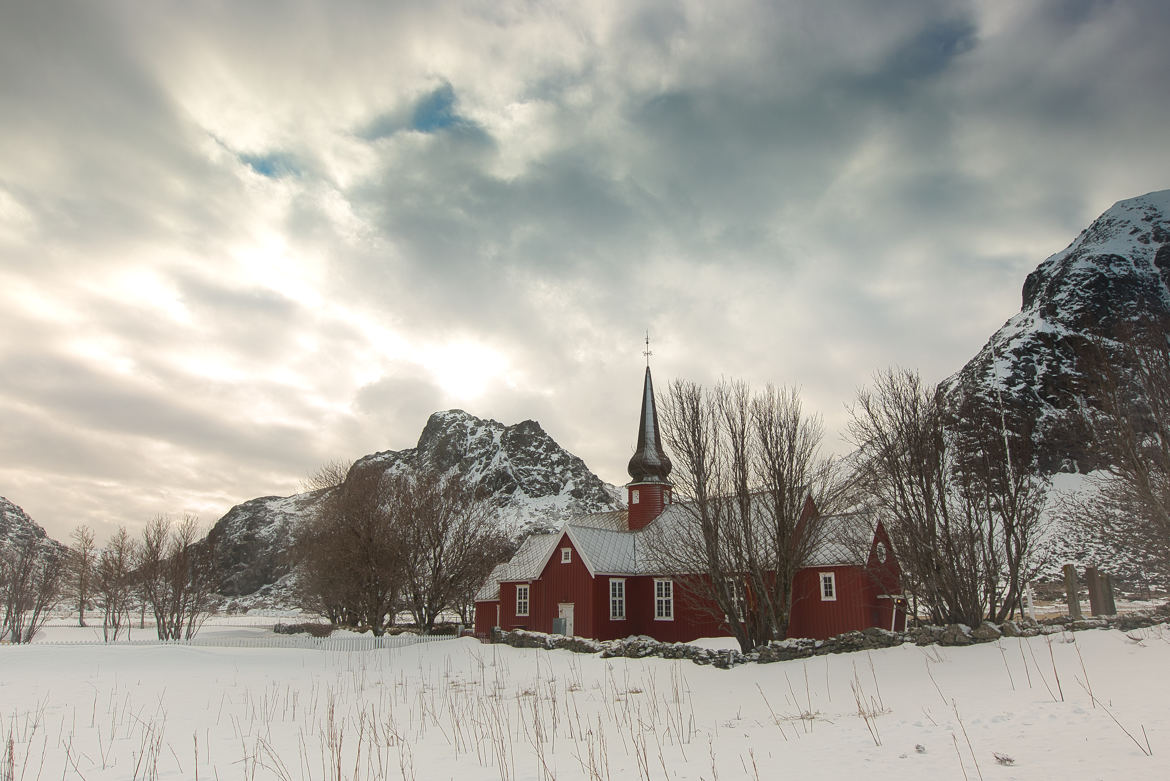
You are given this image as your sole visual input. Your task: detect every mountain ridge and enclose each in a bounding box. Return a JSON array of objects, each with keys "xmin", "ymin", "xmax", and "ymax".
[{"xmin": 943, "ymin": 189, "xmax": 1170, "ymax": 473}]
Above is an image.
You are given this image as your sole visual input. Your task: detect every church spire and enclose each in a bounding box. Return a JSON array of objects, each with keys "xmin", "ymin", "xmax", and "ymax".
[
  {"xmin": 626, "ymin": 361, "xmax": 672, "ymax": 531},
  {"xmin": 627, "ymin": 365, "xmax": 672, "ymax": 483}
]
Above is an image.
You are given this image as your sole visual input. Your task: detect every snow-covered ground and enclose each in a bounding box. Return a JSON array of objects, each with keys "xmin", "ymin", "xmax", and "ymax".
[{"xmin": 2, "ymin": 623, "xmax": 1168, "ymax": 779}]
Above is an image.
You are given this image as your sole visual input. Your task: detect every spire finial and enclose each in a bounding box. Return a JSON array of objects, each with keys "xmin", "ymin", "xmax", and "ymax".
[{"xmin": 643, "ymin": 331, "xmax": 653, "ymax": 367}]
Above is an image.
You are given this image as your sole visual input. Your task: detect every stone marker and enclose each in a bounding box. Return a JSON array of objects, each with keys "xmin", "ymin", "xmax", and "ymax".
[{"xmin": 1063, "ymin": 564, "xmax": 1083, "ymax": 620}]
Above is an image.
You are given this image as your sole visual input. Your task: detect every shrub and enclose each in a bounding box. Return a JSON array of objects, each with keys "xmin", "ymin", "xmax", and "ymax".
[{"xmin": 273, "ymin": 622, "xmax": 334, "ymax": 638}]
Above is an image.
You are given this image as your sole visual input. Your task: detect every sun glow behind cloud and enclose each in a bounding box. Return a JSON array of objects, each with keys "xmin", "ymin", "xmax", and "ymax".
[{"xmin": 423, "ymin": 340, "xmax": 512, "ymax": 400}]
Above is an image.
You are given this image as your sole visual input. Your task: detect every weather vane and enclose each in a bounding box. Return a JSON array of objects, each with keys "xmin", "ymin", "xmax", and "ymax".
[{"xmin": 643, "ymin": 331, "xmax": 653, "ymax": 366}]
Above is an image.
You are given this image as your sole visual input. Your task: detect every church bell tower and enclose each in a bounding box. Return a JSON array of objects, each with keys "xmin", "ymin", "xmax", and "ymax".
[{"xmin": 626, "ymin": 364, "xmax": 673, "ymax": 530}]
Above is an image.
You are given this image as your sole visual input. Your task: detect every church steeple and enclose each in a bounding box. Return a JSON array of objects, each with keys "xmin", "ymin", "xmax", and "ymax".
[
  {"xmin": 627, "ymin": 366, "xmax": 672, "ymax": 483},
  {"xmin": 626, "ymin": 364, "xmax": 672, "ymax": 530}
]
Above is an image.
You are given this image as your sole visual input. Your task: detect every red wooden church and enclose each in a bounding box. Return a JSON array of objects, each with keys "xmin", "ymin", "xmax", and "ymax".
[{"xmin": 474, "ymin": 367, "xmax": 905, "ymax": 642}]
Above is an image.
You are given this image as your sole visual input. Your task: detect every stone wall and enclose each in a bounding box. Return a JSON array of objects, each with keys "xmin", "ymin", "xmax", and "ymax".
[{"xmin": 493, "ymin": 603, "xmax": 1170, "ymax": 669}]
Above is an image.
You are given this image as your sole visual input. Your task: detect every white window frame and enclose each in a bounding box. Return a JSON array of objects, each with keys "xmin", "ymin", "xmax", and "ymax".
[
  {"xmin": 819, "ymin": 572, "xmax": 837, "ymax": 602},
  {"xmin": 609, "ymin": 578, "xmax": 626, "ymax": 621},
  {"xmin": 561, "ymin": 547, "xmax": 572, "ymax": 564},
  {"xmin": 516, "ymin": 584, "xmax": 530, "ymax": 616},
  {"xmin": 654, "ymin": 578, "xmax": 674, "ymax": 621},
  {"xmin": 631, "ymin": 489, "xmax": 640, "ymax": 504}
]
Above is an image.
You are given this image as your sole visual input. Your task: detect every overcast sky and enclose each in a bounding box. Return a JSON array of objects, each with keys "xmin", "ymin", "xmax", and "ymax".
[{"xmin": 3, "ymin": 0, "xmax": 1169, "ymax": 543}]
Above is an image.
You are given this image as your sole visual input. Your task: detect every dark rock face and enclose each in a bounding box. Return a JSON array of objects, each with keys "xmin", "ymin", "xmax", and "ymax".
[
  {"xmin": 208, "ymin": 410, "xmax": 622, "ymax": 597},
  {"xmin": 944, "ymin": 190, "xmax": 1170, "ymax": 473},
  {"xmin": 206, "ymin": 491, "xmax": 326, "ymax": 597},
  {"xmin": 355, "ymin": 410, "xmax": 619, "ymax": 511}
]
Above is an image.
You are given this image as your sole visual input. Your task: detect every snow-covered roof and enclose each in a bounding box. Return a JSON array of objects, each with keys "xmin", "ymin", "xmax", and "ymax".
[
  {"xmin": 496, "ymin": 533, "xmax": 559, "ymax": 581},
  {"xmin": 475, "ymin": 563, "xmax": 509, "ymax": 602},
  {"xmin": 804, "ymin": 513, "xmax": 876, "ymax": 567},
  {"xmin": 565, "ymin": 524, "xmax": 637, "ymax": 574},
  {"xmin": 567, "ymin": 509, "xmax": 629, "ymax": 531},
  {"xmin": 476, "ymin": 497, "xmax": 882, "ymax": 602}
]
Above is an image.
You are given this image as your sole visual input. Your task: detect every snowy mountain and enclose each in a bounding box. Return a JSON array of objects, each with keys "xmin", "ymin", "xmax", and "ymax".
[
  {"xmin": 943, "ymin": 189, "xmax": 1170, "ymax": 474},
  {"xmin": 0, "ymin": 496, "xmax": 63, "ymax": 555},
  {"xmin": 208, "ymin": 410, "xmax": 622, "ymax": 598}
]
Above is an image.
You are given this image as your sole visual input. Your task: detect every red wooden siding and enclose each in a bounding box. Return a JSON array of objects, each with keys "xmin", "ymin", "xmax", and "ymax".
[
  {"xmin": 789, "ymin": 565, "xmax": 875, "ymax": 639},
  {"xmin": 627, "ymin": 483, "xmax": 671, "ymax": 530},
  {"xmin": 787, "ymin": 527, "xmax": 905, "ymax": 640},
  {"xmin": 532, "ymin": 534, "xmax": 595, "ymax": 636},
  {"xmin": 473, "ymin": 600, "xmax": 499, "ymax": 636}
]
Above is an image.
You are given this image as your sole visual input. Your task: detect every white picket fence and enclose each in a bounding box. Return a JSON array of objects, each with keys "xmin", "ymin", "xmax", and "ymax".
[{"xmin": 10, "ymin": 632, "xmax": 459, "ymax": 652}]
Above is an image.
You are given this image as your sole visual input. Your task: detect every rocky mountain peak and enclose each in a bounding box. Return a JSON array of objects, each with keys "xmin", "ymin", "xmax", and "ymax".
[
  {"xmin": 945, "ymin": 189, "xmax": 1170, "ymax": 473},
  {"xmin": 0, "ymin": 497, "xmax": 48, "ymax": 548},
  {"xmin": 0, "ymin": 497, "xmax": 65, "ymax": 558},
  {"xmin": 210, "ymin": 410, "xmax": 622, "ymax": 599}
]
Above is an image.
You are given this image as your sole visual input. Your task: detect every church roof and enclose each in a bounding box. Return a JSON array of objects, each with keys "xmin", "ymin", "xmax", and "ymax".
[
  {"xmin": 495, "ymin": 532, "xmax": 559, "ymax": 582},
  {"xmin": 481, "ymin": 497, "xmax": 878, "ymax": 595},
  {"xmin": 474, "ymin": 563, "xmax": 509, "ymax": 601},
  {"xmin": 626, "ymin": 366, "xmax": 672, "ymax": 483}
]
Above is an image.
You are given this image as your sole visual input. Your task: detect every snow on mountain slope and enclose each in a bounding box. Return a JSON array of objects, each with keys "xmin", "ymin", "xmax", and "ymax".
[
  {"xmin": 208, "ymin": 410, "xmax": 622, "ymax": 598},
  {"xmin": 944, "ymin": 189, "xmax": 1170, "ymax": 473},
  {"xmin": 0, "ymin": 496, "xmax": 63, "ymax": 555}
]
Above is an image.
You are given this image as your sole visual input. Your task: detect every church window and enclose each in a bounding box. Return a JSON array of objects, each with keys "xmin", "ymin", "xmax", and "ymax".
[
  {"xmin": 820, "ymin": 572, "xmax": 837, "ymax": 601},
  {"xmin": 516, "ymin": 584, "xmax": 530, "ymax": 616},
  {"xmin": 561, "ymin": 547, "xmax": 572, "ymax": 564},
  {"xmin": 631, "ymin": 489, "xmax": 640, "ymax": 504},
  {"xmin": 609, "ymin": 579, "xmax": 626, "ymax": 620},
  {"xmin": 654, "ymin": 579, "xmax": 674, "ymax": 620}
]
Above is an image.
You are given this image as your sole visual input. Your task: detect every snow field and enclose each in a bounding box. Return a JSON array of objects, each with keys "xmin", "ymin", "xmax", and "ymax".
[{"xmin": 2, "ymin": 626, "xmax": 1168, "ymax": 780}]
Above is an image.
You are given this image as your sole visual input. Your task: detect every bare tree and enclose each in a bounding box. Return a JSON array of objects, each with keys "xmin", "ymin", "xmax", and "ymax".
[
  {"xmin": 293, "ymin": 465, "xmax": 406, "ymax": 635},
  {"xmin": 847, "ymin": 368, "xmax": 982, "ymax": 625},
  {"xmin": 68, "ymin": 525, "xmax": 97, "ymax": 627},
  {"xmin": 1074, "ymin": 333, "xmax": 1170, "ymax": 579},
  {"xmin": 95, "ymin": 526, "xmax": 134, "ymax": 642},
  {"xmin": 301, "ymin": 458, "xmax": 354, "ymax": 493},
  {"xmin": 396, "ymin": 469, "xmax": 511, "ymax": 632},
  {"xmin": 651, "ymin": 379, "xmax": 838, "ymax": 652},
  {"xmin": 948, "ymin": 392, "xmax": 1051, "ymax": 621},
  {"xmin": 847, "ymin": 368, "xmax": 1050, "ymax": 626},
  {"xmin": 1, "ymin": 537, "xmax": 63, "ymax": 644},
  {"xmin": 135, "ymin": 515, "xmax": 218, "ymax": 640}
]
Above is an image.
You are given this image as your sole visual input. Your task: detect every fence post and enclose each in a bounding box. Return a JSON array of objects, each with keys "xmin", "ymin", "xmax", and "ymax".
[{"xmin": 1063, "ymin": 564, "xmax": 1083, "ymax": 620}]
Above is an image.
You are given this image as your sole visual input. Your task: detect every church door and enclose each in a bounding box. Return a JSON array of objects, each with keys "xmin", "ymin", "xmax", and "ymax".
[{"xmin": 558, "ymin": 603, "xmax": 575, "ymax": 637}]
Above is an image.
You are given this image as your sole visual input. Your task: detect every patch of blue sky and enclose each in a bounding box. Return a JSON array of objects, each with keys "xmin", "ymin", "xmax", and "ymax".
[
  {"xmin": 359, "ymin": 83, "xmax": 490, "ymax": 142},
  {"xmin": 239, "ymin": 151, "xmax": 299, "ymax": 178},
  {"xmin": 411, "ymin": 83, "xmax": 461, "ymax": 132}
]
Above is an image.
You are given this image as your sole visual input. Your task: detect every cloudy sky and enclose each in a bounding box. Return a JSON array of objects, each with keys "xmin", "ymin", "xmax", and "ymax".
[{"xmin": 3, "ymin": 0, "xmax": 1169, "ymax": 543}]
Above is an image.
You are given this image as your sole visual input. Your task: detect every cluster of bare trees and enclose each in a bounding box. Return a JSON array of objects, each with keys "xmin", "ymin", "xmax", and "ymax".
[
  {"xmin": 1070, "ymin": 332, "xmax": 1170, "ymax": 581},
  {"xmin": 53, "ymin": 517, "xmax": 218, "ymax": 643},
  {"xmin": 651, "ymin": 380, "xmax": 843, "ymax": 652},
  {"xmin": 294, "ymin": 462, "xmax": 510, "ymax": 635},
  {"xmin": 1, "ymin": 537, "xmax": 64, "ymax": 643},
  {"xmin": 847, "ymin": 368, "xmax": 1049, "ymax": 626}
]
